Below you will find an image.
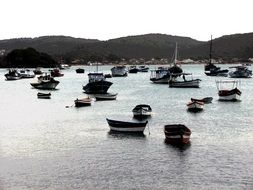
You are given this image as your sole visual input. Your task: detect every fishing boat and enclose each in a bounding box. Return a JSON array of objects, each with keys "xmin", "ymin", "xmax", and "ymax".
[
  {"xmin": 106, "ymin": 118, "xmax": 148, "ymax": 133},
  {"xmin": 19, "ymin": 69, "xmax": 35, "ymax": 79},
  {"xmin": 83, "ymin": 73, "xmax": 113, "ymax": 94},
  {"xmin": 164, "ymin": 124, "xmax": 191, "ymax": 145},
  {"xmin": 204, "ymin": 35, "xmax": 228, "ymax": 76},
  {"xmin": 4, "ymin": 69, "xmax": 21, "ymax": 80},
  {"xmin": 132, "ymin": 104, "xmax": 152, "ymax": 118},
  {"xmin": 191, "ymin": 97, "xmax": 213, "ymax": 104},
  {"xmin": 93, "ymin": 93, "xmax": 118, "ymax": 101},
  {"xmin": 187, "ymin": 100, "xmax": 204, "ymax": 112},
  {"xmin": 76, "ymin": 68, "xmax": 85, "ymax": 73},
  {"xmin": 37, "ymin": 92, "xmax": 51, "ymax": 99},
  {"xmin": 169, "ymin": 73, "xmax": 201, "ymax": 88},
  {"xmin": 228, "ymin": 65, "xmax": 252, "ymax": 78},
  {"xmin": 33, "ymin": 67, "xmax": 43, "ymax": 75},
  {"xmin": 50, "ymin": 68, "xmax": 64, "ymax": 77},
  {"xmin": 111, "ymin": 65, "xmax": 128, "ymax": 77},
  {"xmin": 216, "ymin": 80, "xmax": 241, "ymax": 101},
  {"xmin": 30, "ymin": 74, "xmax": 60, "ymax": 90},
  {"xmin": 74, "ymin": 97, "xmax": 92, "ymax": 107},
  {"xmin": 128, "ymin": 66, "xmax": 139, "ymax": 73},
  {"xmin": 138, "ymin": 65, "xmax": 149, "ymax": 72},
  {"xmin": 150, "ymin": 43, "xmax": 182, "ymax": 84}
]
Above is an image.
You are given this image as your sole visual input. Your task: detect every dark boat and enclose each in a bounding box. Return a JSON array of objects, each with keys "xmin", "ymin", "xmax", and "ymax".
[
  {"xmin": 191, "ymin": 97, "xmax": 213, "ymax": 104},
  {"xmin": 4, "ymin": 69, "xmax": 21, "ymax": 80},
  {"xmin": 106, "ymin": 118, "xmax": 148, "ymax": 133},
  {"xmin": 37, "ymin": 92, "xmax": 51, "ymax": 99},
  {"xmin": 83, "ymin": 73, "xmax": 113, "ymax": 94},
  {"xmin": 50, "ymin": 68, "xmax": 64, "ymax": 77},
  {"xmin": 74, "ymin": 97, "xmax": 92, "ymax": 107},
  {"xmin": 204, "ymin": 35, "xmax": 228, "ymax": 76},
  {"xmin": 76, "ymin": 68, "xmax": 85, "ymax": 73},
  {"xmin": 164, "ymin": 124, "xmax": 191, "ymax": 145},
  {"xmin": 132, "ymin": 104, "xmax": 152, "ymax": 118},
  {"xmin": 128, "ymin": 66, "xmax": 139, "ymax": 73},
  {"xmin": 138, "ymin": 65, "xmax": 149, "ymax": 72},
  {"xmin": 93, "ymin": 93, "xmax": 117, "ymax": 101},
  {"xmin": 104, "ymin": 74, "xmax": 112, "ymax": 78}
]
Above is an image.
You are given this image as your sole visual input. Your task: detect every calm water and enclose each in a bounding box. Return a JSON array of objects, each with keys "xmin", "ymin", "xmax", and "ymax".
[{"xmin": 0, "ymin": 65, "xmax": 253, "ymax": 190}]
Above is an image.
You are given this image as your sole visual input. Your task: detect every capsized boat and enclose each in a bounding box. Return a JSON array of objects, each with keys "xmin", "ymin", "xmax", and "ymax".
[
  {"xmin": 106, "ymin": 118, "xmax": 148, "ymax": 133},
  {"xmin": 30, "ymin": 74, "xmax": 59, "ymax": 90},
  {"xmin": 164, "ymin": 124, "xmax": 191, "ymax": 145},
  {"xmin": 216, "ymin": 80, "xmax": 241, "ymax": 101},
  {"xmin": 132, "ymin": 104, "xmax": 152, "ymax": 118}
]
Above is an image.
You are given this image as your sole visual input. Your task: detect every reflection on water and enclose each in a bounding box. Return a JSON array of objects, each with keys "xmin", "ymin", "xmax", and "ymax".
[
  {"xmin": 107, "ymin": 131, "xmax": 147, "ymax": 139},
  {"xmin": 164, "ymin": 140, "xmax": 192, "ymax": 151}
]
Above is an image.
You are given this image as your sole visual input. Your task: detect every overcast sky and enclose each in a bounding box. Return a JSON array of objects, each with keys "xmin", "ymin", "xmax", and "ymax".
[{"xmin": 1, "ymin": 0, "xmax": 252, "ymax": 41}]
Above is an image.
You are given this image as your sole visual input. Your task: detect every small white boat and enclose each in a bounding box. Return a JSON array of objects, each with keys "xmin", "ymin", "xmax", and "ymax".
[
  {"xmin": 132, "ymin": 104, "xmax": 152, "ymax": 118},
  {"xmin": 150, "ymin": 67, "xmax": 171, "ymax": 84},
  {"xmin": 93, "ymin": 93, "xmax": 117, "ymax": 101},
  {"xmin": 19, "ymin": 69, "xmax": 35, "ymax": 78},
  {"xmin": 169, "ymin": 73, "xmax": 201, "ymax": 88},
  {"xmin": 187, "ymin": 101, "xmax": 204, "ymax": 112},
  {"xmin": 216, "ymin": 80, "xmax": 241, "ymax": 101}
]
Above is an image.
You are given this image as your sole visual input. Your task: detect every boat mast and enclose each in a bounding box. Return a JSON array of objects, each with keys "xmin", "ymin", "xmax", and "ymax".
[
  {"xmin": 209, "ymin": 35, "xmax": 213, "ymax": 65},
  {"xmin": 174, "ymin": 42, "xmax": 178, "ymax": 66}
]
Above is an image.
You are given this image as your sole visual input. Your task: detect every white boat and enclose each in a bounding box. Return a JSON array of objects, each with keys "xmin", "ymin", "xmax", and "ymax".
[
  {"xmin": 169, "ymin": 73, "xmax": 201, "ymax": 88},
  {"xmin": 19, "ymin": 69, "xmax": 35, "ymax": 78},
  {"xmin": 111, "ymin": 65, "xmax": 128, "ymax": 77},
  {"xmin": 150, "ymin": 67, "xmax": 171, "ymax": 84},
  {"xmin": 187, "ymin": 101, "xmax": 204, "ymax": 112},
  {"xmin": 228, "ymin": 65, "xmax": 252, "ymax": 78},
  {"xmin": 132, "ymin": 104, "xmax": 152, "ymax": 118},
  {"xmin": 93, "ymin": 93, "xmax": 117, "ymax": 101},
  {"xmin": 30, "ymin": 74, "xmax": 59, "ymax": 90},
  {"xmin": 216, "ymin": 80, "xmax": 242, "ymax": 101}
]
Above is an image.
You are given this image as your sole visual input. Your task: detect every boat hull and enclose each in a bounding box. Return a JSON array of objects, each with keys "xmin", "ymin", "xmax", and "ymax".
[
  {"xmin": 93, "ymin": 93, "xmax": 117, "ymax": 101},
  {"xmin": 75, "ymin": 99, "xmax": 92, "ymax": 107},
  {"xmin": 83, "ymin": 81, "xmax": 113, "ymax": 94},
  {"xmin": 187, "ymin": 101, "xmax": 204, "ymax": 112},
  {"xmin": 218, "ymin": 88, "xmax": 241, "ymax": 101},
  {"xmin": 169, "ymin": 79, "xmax": 200, "ymax": 88},
  {"xmin": 106, "ymin": 118, "xmax": 148, "ymax": 133},
  {"xmin": 37, "ymin": 93, "xmax": 51, "ymax": 99},
  {"xmin": 31, "ymin": 81, "xmax": 59, "ymax": 90},
  {"xmin": 164, "ymin": 124, "xmax": 191, "ymax": 145}
]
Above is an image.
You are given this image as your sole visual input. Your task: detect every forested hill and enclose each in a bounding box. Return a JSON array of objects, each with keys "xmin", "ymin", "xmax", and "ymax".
[{"xmin": 1, "ymin": 33, "xmax": 253, "ymax": 61}]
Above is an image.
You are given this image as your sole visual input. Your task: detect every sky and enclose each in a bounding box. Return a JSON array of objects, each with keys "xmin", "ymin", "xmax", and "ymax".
[{"xmin": 1, "ymin": 0, "xmax": 253, "ymax": 41}]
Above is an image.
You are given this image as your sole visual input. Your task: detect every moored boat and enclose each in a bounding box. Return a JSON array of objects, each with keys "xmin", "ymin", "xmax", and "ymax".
[
  {"xmin": 228, "ymin": 65, "xmax": 252, "ymax": 78},
  {"xmin": 164, "ymin": 124, "xmax": 191, "ymax": 145},
  {"xmin": 33, "ymin": 67, "xmax": 43, "ymax": 75},
  {"xmin": 138, "ymin": 65, "xmax": 149, "ymax": 72},
  {"xmin": 216, "ymin": 80, "xmax": 241, "ymax": 101},
  {"xmin": 76, "ymin": 68, "xmax": 85, "ymax": 73},
  {"xmin": 111, "ymin": 65, "xmax": 128, "ymax": 77},
  {"xmin": 19, "ymin": 69, "xmax": 35, "ymax": 78},
  {"xmin": 150, "ymin": 67, "xmax": 171, "ymax": 84},
  {"xmin": 83, "ymin": 73, "xmax": 113, "ymax": 94},
  {"xmin": 93, "ymin": 93, "xmax": 118, "ymax": 101},
  {"xmin": 191, "ymin": 97, "xmax": 213, "ymax": 104},
  {"xmin": 74, "ymin": 97, "xmax": 92, "ymax": 107},
  {"xmin": 169, "ymin": 73, "xmax": 201, "ymax": 88},
  {"xmin": 106, "ymin": 118, "xmax": 148, "ymax": 133},
  {"xmin": 37, "ymin": 92, "xmax": 51, "ymax": 99},
  {"xmin": 128, "ymin": 66, "xmax": 139, "ymax": 73},
  {"xmin": 30, "ymin": 74, "xmax": 59, "ymax": 90},
  {"xmin": 50, "ymin": 68, "xmax": 64, "ymax": 77},
  {"xmin": 132, "ymin": 104, "xmax": 152, "ymax": 118},
  {"xmin": 4, "ymin": 69, "xmax": 21, "ymax": 80},
  {"xmin": 187, "ymin": 100, "xmax": 204, "ymax": 112}
]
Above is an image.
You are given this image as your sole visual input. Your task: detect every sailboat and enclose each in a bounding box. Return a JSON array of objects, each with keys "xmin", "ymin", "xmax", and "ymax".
[
  {"xmin": 150, "ymin": 43, "xmax": 182, "ymax": 84},
  {"xmin": 204, "ymin": 35, "xmax": 228, "ymax": 77}
]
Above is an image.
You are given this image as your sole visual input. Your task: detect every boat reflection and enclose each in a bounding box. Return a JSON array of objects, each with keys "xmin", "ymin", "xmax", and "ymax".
[
  {"xmin": 164, "ymin": 140, "xmax": 191, "ymax": 151},
  {"xmin": 107, "ymin": 130, "xmax": 146, "ymax": 139}
]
